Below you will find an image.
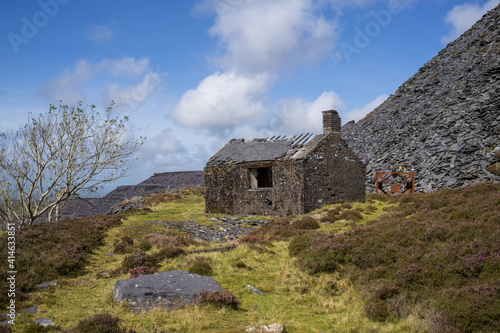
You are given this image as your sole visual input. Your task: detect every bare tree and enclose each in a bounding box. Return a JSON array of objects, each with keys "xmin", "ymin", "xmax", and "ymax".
[{"xmin": 0, "ymin": 102, "xmax": 144, "ymax": 228}]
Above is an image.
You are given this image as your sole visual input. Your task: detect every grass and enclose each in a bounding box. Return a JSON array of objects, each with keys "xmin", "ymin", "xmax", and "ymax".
[{"xmin": 2, "ymin": 183, "xmax": 499, "ymax": 332}]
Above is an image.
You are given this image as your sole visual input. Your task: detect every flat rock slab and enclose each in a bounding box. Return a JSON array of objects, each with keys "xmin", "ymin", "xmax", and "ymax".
[
  {"xmin": 246, "ymin": 324, "xmax": 287, "ymax": 333},
  {"xmin": 113, "ymin": 270, "xmax": 222, "ymax": 313},
  {"xmin": 20, "ymin": 305, "xmax": 38, "ymax": 315},
  {"xmin": 34, "ymin": 318, "xmax": 54, "ymax": 326}
]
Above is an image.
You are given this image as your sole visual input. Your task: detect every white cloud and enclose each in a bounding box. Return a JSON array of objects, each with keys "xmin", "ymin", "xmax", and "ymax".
[
  {"xmin": 274, "ymin": 91, "xmax": 344, "ymax": 133},
  {"xmin": 138, "ymin": 129, "xmax": 185, "ymax": 168},
  {"xmin": 86, "ymin": 23, "xmax": 114, "ymax": 44},
  {"xmin": 41, "ymin": 60, "xmax": 97, "ymax": 102},
  {"xmin": 441, "ymin": 0, "xmax": 499, "ymax": 44},
  {"xmin": 141, "ymin": 129, "xmax": 185, "ymax": 154},
  {"xmin": 173, "ymin": 0, "xmax": 342, "ymax": 135},
  {"xmin": 238, "ymin": 124, "xmax": 273, "ymax": 141},
  {"xmin": 207, "ymin": 0, "xmax": 337, "ymax": 73},
  {"xmin": 102, "ymin": 57, "xmax": 150, "ymax": 77},
  {"xmin": 107, "ymin": 72, "xmax": 163, "ymax": 111},
  {"xmin": 172, "ymin": 71, "xmax": 268, "ymax": 132},
  {"xmin": 137, "ymin": 129, "xmax": 211, "ymax": 172},
  {"xmin": 343, "ymin": 94, "xmax": 388, "ymax": 123},
  {"xmin": 41, "ymin": 57, "xmax": 151, "ymax": 104}
]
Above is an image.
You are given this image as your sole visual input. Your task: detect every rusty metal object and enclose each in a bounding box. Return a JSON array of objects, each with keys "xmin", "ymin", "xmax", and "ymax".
[{"xmin": 376, "ymin": 172, "xmax": 415, "ymax": 195}]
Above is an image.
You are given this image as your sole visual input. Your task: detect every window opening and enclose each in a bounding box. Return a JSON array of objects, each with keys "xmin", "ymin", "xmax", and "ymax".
[{"xmin": 249, "ymin": 167, "xmax": 273, "ymax": 189}]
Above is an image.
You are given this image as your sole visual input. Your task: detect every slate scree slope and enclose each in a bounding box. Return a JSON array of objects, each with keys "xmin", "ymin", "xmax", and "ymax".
[{"xmin": 343, "ymin": 4, "xmax": 500, "ymax": 192}]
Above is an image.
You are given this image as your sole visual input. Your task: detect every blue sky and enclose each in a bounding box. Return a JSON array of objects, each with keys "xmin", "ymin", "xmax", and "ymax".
[{"xmin": 0, "ymin": 0, "xmax": 498, "ymax": 194}]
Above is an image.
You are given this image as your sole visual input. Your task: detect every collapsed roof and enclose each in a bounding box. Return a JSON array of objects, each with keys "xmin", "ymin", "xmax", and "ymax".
[{"xmin": 207, "ymin": 133, "xmax": 326, "ymax": 164}]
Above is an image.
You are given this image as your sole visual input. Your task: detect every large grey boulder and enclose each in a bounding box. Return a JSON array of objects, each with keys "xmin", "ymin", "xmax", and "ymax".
[{"xmin": 112, "ymin": 270, "xmax": 222, "ymax": 313}]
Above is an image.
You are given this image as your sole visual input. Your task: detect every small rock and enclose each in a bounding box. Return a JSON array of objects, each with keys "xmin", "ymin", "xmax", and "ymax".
[
  {"xmin": 20, "ymin": 305, "xmax": 38, "ymax": 315},
  {"xmin": 247, "ymin": 285, "xmax": 265, "ymax": 296},
  {"xmin": 36, "ymin": 281, "xmax": 57, "ymax": 289},
  {"xmin": 245, "ymin": 323, "xmax": 287, "ymax": 332},
  {"xmin": 105, "ymin": 253, "xmax": 115, "ymax": 256},
  {"xmin": 34, "ymin": 318, "xmax": 54, "ymax": 326}
]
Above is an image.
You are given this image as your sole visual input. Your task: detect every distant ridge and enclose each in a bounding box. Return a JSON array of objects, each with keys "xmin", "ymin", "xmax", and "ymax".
[
  {"xmin": 56, "ymin": 171, "xmax": 204, "ymax": 220},
  {"xmin": 343, "ymin": 4, "xmax": 500, "ymax": 192},
  {"xmin": 104, "ymin": 171, "xmax": 205, "ymax": 200}
]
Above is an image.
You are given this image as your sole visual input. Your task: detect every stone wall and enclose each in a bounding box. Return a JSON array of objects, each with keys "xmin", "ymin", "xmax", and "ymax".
[
  {"xmin": 303, "ymin": 134, "xmax": 366, "ymax": 212},
  {"xmin": 343, "ymin": 4, "xmax": 500, "ymax": 192},
  {"xmin": 204, "ymin": 164, "xmax": 237, "ymax": 214},
  {"xmin": 205, "ymin": 161, "xmax": 306, "ymax": 216}
]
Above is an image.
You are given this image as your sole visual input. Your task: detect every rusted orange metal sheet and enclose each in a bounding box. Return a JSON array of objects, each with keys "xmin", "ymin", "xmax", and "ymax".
[{"xmin": 375, "ymin": 172, "xmax": 415, "ymax": 195}]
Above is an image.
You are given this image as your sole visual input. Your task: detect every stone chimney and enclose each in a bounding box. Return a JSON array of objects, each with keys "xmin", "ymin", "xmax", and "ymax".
[{"xmin": 322, "ymin": 110, "xmax": 341, "ymax": 134}]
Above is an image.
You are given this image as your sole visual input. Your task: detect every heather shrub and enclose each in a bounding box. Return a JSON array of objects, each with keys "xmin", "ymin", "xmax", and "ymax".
[
  {"xmin": 320, "ymin": 208, "xmax": 340, "ymax": 223},
  {"xmin": 129, "ymin": 266, "xmax": 157, "ymax": 278},
  {"xmin": 364, "ymin": 205, "xmax": 378, "ymax": 213},
  {"xmin": 486, "ymin": 163, "xmax": 500, "ymax": 175},
  {"xmin": 180, "ymin": 186, "xmax": 205, "ymax": 197},
  {"xmin": 113, "ymin": 236, "xmax": 134, "ymax": 254},
  {"xmin": 288, "ymin": 234, "xmax": 314, "ymax": 257},
  {"xmin": 187, "ymin": 256, "xmax": 213, "ymax": 276},
  {"xmin": 121, "ymin": 252, "xmax": 157, "ymax": 274},
  {"xmin": 142, "ymin": 192, "xmax": 182, "ymax": 207},
  {"xmin": 55, "ymin": 244, "xmax": 85, "ymax": 275},
  {"xmin": 0, "ymin": 216, "xmax": 121, "ymax": 307},
  {"xmin": 0, "ymin": 325, "xmax": 12, "ymax": 333},
  {"xmin": 250, "ymin": 216, "xmax": 300, "ymax": 240},
  {"xmin": 64, "ymin": 313, "xmax": 137, "ymax": 333},
  {"xmin": 367, "ymin": 193, "xmax": 389, "ymax": 202},
  {"xmin": 138, "ymin": 240, "xmax": 152, "ymax": 252},
  {"xmin": 237, "ymin": 234, "xmax": 265, "ymax": 244},
  {"xmin": 338, "ymin": 210, "xmax": 363, "ymax": 222},
  {"xmin": 197, "ymin": 290, "xmax": 241, "ymax": 310},
  {"xmin": 295, "ymin": 182, "xmax": 500, "ymax": 331},
  {"xmin": 233, "ymin": 260, "xmax": 251, "ymax": 270},
  {"xmin": 0, "ymin": 325, "xmax": 11, "ymax": 333},
  {"xmin": 297, "ymin": 232, "xmax": 352, "ymax": 274},
  {"xmin": 291, "ymin": 216, "xmax": 320, "ymax": 230},
  {"xmin": 340, "ymin": 202, "xmax": 352, "ymax": 209},
  {"xmin": 365, "ymin": 299, "xmax": 390, "ymax": 322},
  {"xmin": 154, "ymin": 246, "xmax": 185, "ymax": 261},
  {"xmin": 145, "ymin": 233, "xmax": 193, "ymax": 248}
]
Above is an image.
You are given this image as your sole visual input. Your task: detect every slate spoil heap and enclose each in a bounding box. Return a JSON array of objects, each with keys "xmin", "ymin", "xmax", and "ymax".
[
  {"xmin": 343, "ymin": 4, "xmax": 500, "ymax": 192},
  {"xmin": 53, "ymin": 171, "xmax": 204, "ymax": 220}
]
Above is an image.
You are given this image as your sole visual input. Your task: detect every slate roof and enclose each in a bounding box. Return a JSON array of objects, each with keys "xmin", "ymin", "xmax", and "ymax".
[{"xmin": 208, "ymin": 133, "xmax": 325, "ymax": 164}]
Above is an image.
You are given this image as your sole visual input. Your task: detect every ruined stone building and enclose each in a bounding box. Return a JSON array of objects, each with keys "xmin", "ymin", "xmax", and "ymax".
[{"xmin": 204, "ymin": 110, "xmax": 366, "ymax": 216}]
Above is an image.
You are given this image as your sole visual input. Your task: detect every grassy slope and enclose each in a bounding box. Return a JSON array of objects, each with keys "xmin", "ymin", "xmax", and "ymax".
[{"xmin": 5, "ymin": 183, "xmax": 499, "ymax": 332}]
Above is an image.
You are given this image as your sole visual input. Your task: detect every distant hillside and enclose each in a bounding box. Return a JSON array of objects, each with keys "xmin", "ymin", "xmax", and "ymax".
[
  {"xmin": 343, "ymin": 4, "xmax": 500, "ymax": 192},
  {"xmin": 56, "ymin": 171, "xmax": 204, "ymax": 220},
  {"xmin": 104, "ymin": 171, "xmax": 205, "ymax": 200}
]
